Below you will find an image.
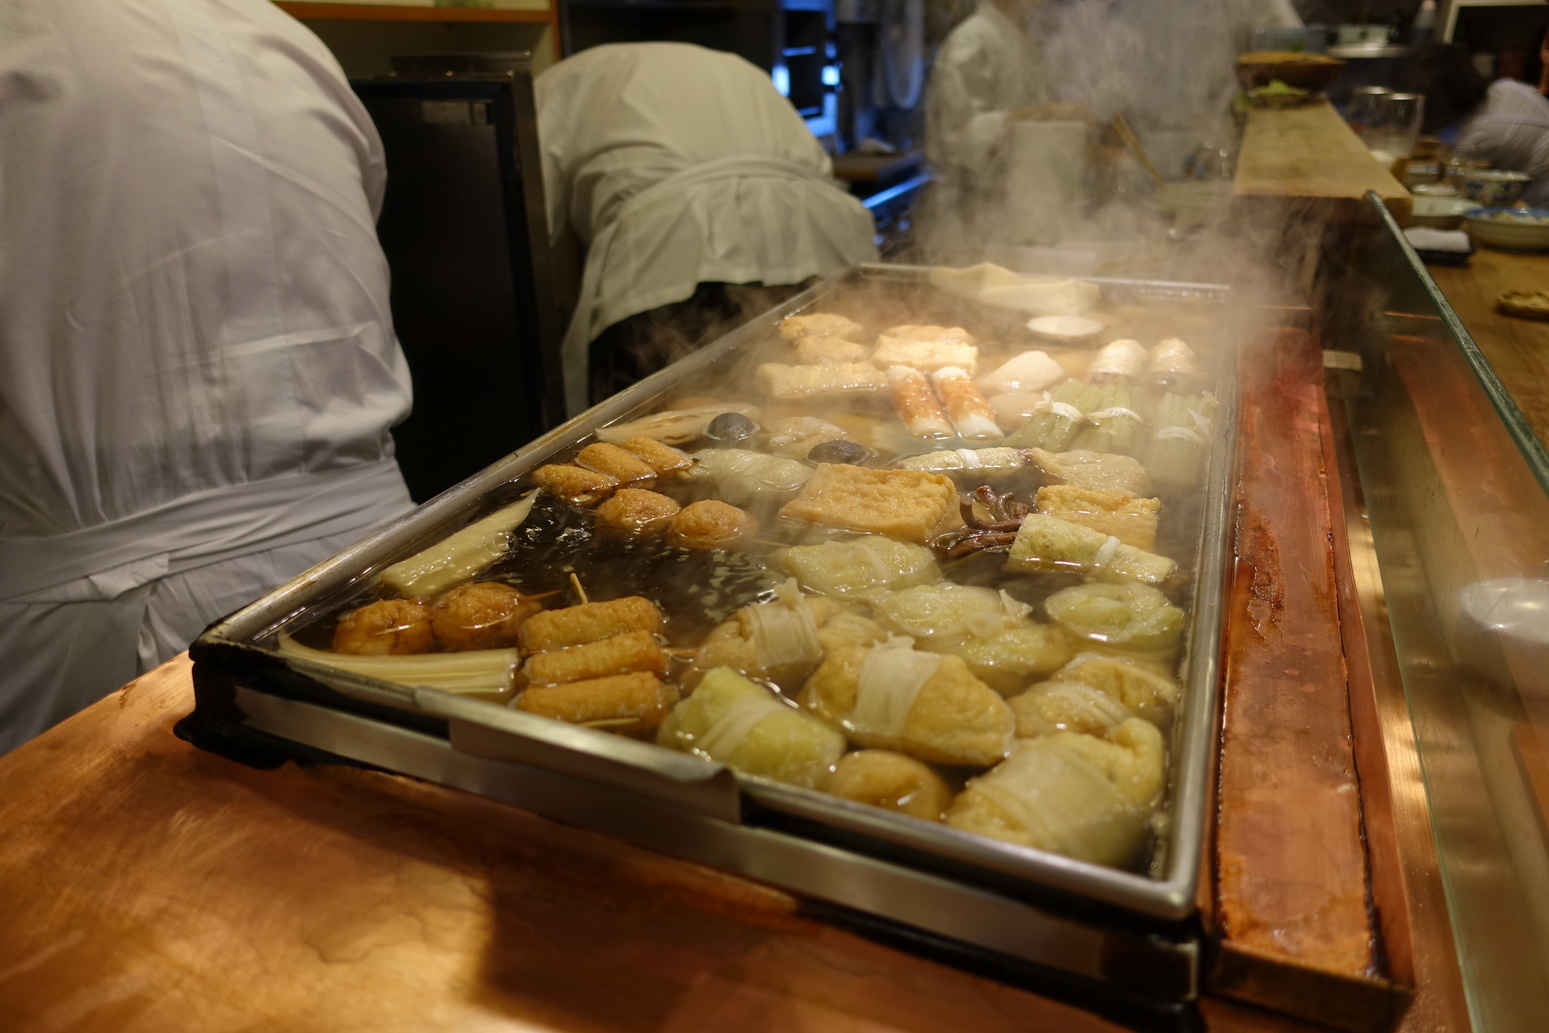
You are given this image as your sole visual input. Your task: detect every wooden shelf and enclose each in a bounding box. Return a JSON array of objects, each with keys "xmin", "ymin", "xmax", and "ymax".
[{"xmin": 276, "ymin": 2, "xmax": 552, "ymax": 22}]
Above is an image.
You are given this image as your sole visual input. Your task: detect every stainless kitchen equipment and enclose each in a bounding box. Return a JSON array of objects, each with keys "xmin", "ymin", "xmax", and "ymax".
[{"xmin": 185, "ymin": 264, "xmax": 1237, "ymax": 1010}]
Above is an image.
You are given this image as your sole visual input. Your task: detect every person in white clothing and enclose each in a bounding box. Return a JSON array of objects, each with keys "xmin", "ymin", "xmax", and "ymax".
[
  {"xmin": 0, "ymin": 0, "xmax": 416, "ymax": 753},
  {"xmin": 534, "ymin": 43, "xmax": 878, "ymax": 414}
]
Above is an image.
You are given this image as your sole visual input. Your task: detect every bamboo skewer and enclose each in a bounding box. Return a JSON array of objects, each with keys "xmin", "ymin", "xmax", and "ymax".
[{"xmin": 1112, "ymin": 112, "xmax": 1166, "ymax": 187}]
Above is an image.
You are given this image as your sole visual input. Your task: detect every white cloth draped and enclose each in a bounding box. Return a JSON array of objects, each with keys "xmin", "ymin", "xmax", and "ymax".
[{"xmin": 0, "ymin": 0, "xmax": 415, "ymax": 752}]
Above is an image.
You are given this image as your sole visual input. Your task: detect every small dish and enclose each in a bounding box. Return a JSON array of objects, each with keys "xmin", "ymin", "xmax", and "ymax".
[
  {"xmin": 1462, "ymin": 207, "xmax": 1549, "ymax": 250},
  {"xmin": 1462, "ymin": 169, "xmax": 1532, "ymax": 207},
  {"xmin": 1410, "ymin": 194, "xmax": 1473, "ymax": 229}
]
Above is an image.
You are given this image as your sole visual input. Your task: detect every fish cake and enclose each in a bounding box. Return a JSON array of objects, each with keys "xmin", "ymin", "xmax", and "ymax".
[
  {"xmin": 575, "ymin": 442, "xmax": 656, "ymax": 485},
  {"xmin": 523, "ymin": 630, "xmax": 669, "ymax": 685},
  {"xmin": 332, "ymin": 599, "xmax": 436, "ymax": 655},
  {"xmin": 515, "ymin": 672, "xmax": 679, "ymax": 736},
  {"xmin": 431, "ymin": 582, "xmax": 542, "ymax": 651},
  {"xmin": 518, "ymin": 596, "xmax": 665, "ymax": 652},
  {"xmin": 667, "ymin": 499, "xmax": 759, "ymax": 551},
  {"xmin": 531, "ymin": 464, "xmax": 618, "ymax": 503},
  {"xmin": 595, "ymin": 488, "xmax": 680, "ymax": 538},
  {"xmin": 778, "ymin": 464, "xmax": 956, "ymax": 543},
  {"xmin": 619, "ymin": 436, "xmax": 693, "ymax": 474},
  {"xmin": 779, "ymin": 312, "xmax": 865, "ymax": 340}
]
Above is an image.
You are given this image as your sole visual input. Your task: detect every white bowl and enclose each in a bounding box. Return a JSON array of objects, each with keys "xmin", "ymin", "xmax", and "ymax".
[
  {"xmin": 1462, "ymin": 207, "xmax": 1549, "ymax": 250},
  {"xmin": 1411, "ymin": 195, "xmax": 1473, "ymax": 229}
]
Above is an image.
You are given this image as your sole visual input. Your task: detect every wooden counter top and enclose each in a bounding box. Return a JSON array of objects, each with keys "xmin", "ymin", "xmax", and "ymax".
[
  {"xmin": 1234, "ymin": 100, "xmax": 1411, "ymax": 223},
  {"xmin": 1427, "ymin": 246, "xmax": 1549, "ymax": 450}
]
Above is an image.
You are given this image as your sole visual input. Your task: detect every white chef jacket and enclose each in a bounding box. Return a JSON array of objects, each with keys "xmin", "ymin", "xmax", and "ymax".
[
  {"xmin": 535, "ymin": 43, "xmax": 878, "ymax": 415},
  {"xmin": 0, "ymin": 0, "xmax": 415, "ymax": 752},
  {"xmin": 924, "ymin": 0, "xmax": 1051, "ymax": 182},
  {"xmin": 1458, "ymin": 79, "xmax": 1549, "ymax": 208}
]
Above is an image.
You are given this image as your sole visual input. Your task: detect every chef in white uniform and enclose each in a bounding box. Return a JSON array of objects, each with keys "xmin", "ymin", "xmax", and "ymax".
[
  {"xmin": 0, "ymin": 0, "xmax": 416, "ymax": 752},
  {"xmin": 535, "ymin": 43, "xmax": 878, "ymax": 415}
]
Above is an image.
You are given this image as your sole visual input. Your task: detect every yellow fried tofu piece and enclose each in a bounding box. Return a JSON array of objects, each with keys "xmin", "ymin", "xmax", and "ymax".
[
  {"xmin": 1034, "ymin": 484, "xmax": 1161, "ymax": 553},
  {"xmin": 1054, "ymin": 652, "xmax": 1181, "ymax": 725},
  {"xmin": 514, "ymin": 672, "xmax": 679, "ymax": 736},
  {"xmin": 1010, "ymin": 679, "xmax": 1134, "ymax": 738},
  {"xmin": 872, "ymin": 325, "xmax": 979, "ymax": 374},
  {"xmin": 799, "ymin": 641, "xmax": 1014, "ymax": 767},
  {"xmin": 779, "ymin": 465, "xmax": 957, "ymax": 543}
]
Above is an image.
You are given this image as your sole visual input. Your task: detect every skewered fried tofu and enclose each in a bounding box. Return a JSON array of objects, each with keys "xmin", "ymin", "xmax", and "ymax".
[
  {"xmin": 757, "ymin": 362, "xmax": 887, "ymax": 400},
  {"xmin": 872, "ymin": 325, "xmax": 978, "ymax": 374},
  {"xmin": 531, "ymin": 464, "xmax": 618, "ymax": 503},
  {"xmin": 517, "ymin": 596, "xmax": 665, "ymax": 653},
  {"xmin": 659, "ymin": 667, "xmax": 846, "ymax": 788},
  {"xmin": 667, "ymin": 499, "xmax": 759, "ymax": 551},
  {"xmin": 822, "ymin": 750, "xmax": 953, "ymax": 821},
  {"xmin": 800, "ymin": 639, "xmax": 1015, "ymax": 767},
  {"xmin": 795, "ymin": 336, "xmax": 871, "ymax": 364},
  {"xmin": 574, "ymin": 442, "xmax": 656, "ymax": 485},
  {"xmin": 945, "ymin": 719, "xmax": 1164, "ymax": 865},
  {"xmin": 779, "ymin": 312, "xmax": 865, "ymax": 340},
  {"xmin": 522, "ymin": 629, "xmax": 669, "ymax": 685},
  {"xmin": 1034, "ymin": 484, "xmax": 1160, "ymax": 552},
  {"xmin": 778, "ymin": 465, "xmax": 956, "ymax": 543},
  {"xmin": 431, "ymin": 582, "xmax": 542, "ymax": 652},
  {"xmin": 595, "ymin": 488, "xmax": 680, "ymax": 538},
  {"xmin": 332, "ymin": 599, "xmax": 436, "ymax": 656},
  {"xmin": 515, "ymin": 672, "xmax": 679, "ymax": 736},
  {"xmin": 1028, "ymin": 448, "xmax": 1153, "ymax": 498},
  {"xmin": 619, "ymin": 436, "xmax": 693, "ymax": 474},
  {"xmin": 1005, "ymin": 514, "xmax": 1176, "ymax": 584}
]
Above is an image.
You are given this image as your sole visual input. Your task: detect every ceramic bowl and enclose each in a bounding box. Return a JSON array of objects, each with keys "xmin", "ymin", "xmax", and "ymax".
[
  {"xmin": 1410, "ymin": 195, "xmax": 1474, "ymax": 229},
  {"xmin": 1461, "ymin": 169, "xmax": 1531, "ymax": 206},
  {"xmin": 1462, "ymin": 207, "xmax": 1549, "ymax": 250}
]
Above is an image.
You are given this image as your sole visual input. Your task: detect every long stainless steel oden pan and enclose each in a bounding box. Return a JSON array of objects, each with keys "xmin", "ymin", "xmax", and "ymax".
[{"xmin": 189, "ymin": 264, "xmax": 1238, "ymax": 1003}]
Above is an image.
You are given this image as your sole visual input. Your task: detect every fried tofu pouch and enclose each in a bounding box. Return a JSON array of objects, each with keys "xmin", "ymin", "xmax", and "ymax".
[
  {"xmin": 772, "ymin": 535, "xmax": 941, "ymax": 604},
  {"xmin": 822, "ymin": 750, "xmax": 953, "ymax": 821},
  {"xmin": 1055, "ymin": 652, "xmax": 1180, "ymax": 726},
  {"xmin": 658, "ymin": 667, "xmax": 846, "ymax": 788},
  {"xmin": 685, "ymin": 582, "xmax": 886, "ymax": 691},
  {"xmin": 1010, "ymin": 679, "xmax": 1135, "ymax": 738},
  {"xmin": 1043, "ymin": 583, "xmax": 1186, "ymax": 667},
  {"xmin": 1006, "ymin": 514, "xmax": 1175, "ymax": 584},
  {"xmin": 799, "ymin": 639, "xmax": 1014, "ymax": 767},
  {"xmin": 1034, "ymin": 485, "xmax": 1160, "ymax": 553},
  {"xmin": 876, "ymin": 583, "xmax": 1072, "ymax": 694},
  {"xmin": 946, "ymin": 718, "xmax": 1165, "ymax": 865},
  {"xmin": 515, "ymin": 673, "xmax": 679, "ymax": 737}
]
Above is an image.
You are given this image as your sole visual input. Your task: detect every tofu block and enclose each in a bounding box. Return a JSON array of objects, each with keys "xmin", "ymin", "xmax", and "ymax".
[
  {"xmin": 778, "ymin": 464, "xmax": 957, "ymax": 543},
  {"xmin": 872, "ymin": 325, "xmax": 979, "ymax": 374},
  {"xmin": 757, "ymin": 362, "xmax": 887, "ymax": 400},
  {"xmin": 795, "ymin": 336, "xmax": 871, "ymax": 364}
]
